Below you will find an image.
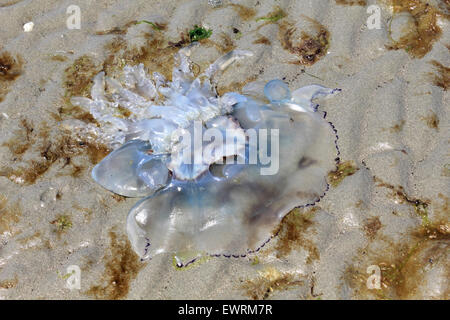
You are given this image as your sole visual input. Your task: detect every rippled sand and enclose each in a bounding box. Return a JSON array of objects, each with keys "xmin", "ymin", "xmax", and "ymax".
[{"xmin": 0, "ymin": 0, "xmax": 448, "ymax": 299}]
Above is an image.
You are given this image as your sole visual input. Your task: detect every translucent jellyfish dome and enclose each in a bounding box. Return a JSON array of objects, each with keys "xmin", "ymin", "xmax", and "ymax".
[{"xmin": 69, "ymin": 45, "xmax": 340, "ymax": 265}]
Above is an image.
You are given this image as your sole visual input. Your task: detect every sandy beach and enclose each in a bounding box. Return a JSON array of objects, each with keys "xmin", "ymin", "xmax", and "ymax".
[{"xmin": 0, "ymin": 0, "xmax": 448, "ymax": 299}]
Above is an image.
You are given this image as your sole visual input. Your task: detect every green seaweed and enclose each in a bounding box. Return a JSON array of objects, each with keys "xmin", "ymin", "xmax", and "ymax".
[
  {"xmin": 51, "ymin": 215, "xmax": 72, "ymax": 232},
  {"xmin": 255, "ymin": 8, "xmax": 286, "ymax": 23},
  {"xmin": 251, "ymin": 256, "xmax": 260, "ymax": 265},
  {"xmin": 57, "ymin": 270, "xmax": 75, "ymax": 281},
  {"xmin": 189, "ymin": 25, "xmax": 213, "ymax": 42},
  {"xmin": 414, "ymin": 202, "xmax": 430, "ymax": 227},
  {"xmin": 136, "ymin": 20, "xmax": 162, "ymax": 31}
]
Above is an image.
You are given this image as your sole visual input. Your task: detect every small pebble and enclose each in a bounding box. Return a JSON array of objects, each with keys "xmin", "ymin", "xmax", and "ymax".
[{"xmin": 23, "ymin": 22, "xmax": 34, "ymax": 32}]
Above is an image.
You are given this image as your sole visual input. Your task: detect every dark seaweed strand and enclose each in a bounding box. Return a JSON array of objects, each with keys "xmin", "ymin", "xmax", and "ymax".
[
  {"xmin": 165, "ymin": 89, "xmax": 342, "ymax": 269},
  {"xmin": 140, "ymin": 237, "xmax": 152, "ymax": 262},
  {"xmin": 176, "ymin": 257, "xmax": 198, "ymax": 268}
]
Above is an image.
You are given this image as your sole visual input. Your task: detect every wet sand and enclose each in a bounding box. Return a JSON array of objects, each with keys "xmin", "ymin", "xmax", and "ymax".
[{"xmin": 0, "ymin": 0, "xmax": 448, "ymax": 299}]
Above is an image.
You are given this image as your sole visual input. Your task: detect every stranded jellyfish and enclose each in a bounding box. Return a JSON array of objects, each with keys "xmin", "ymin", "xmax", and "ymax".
[{"xmin": 68, "ymin": 44, "xmax": 340, "ymax": 265}]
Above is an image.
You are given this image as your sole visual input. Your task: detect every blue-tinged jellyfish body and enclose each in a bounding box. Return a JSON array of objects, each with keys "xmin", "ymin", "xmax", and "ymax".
[
  {"xmin": 92, "ymin": 140, "xmax": 169, "ymax": 198},
  {"xmin": 264, "ymin": 79, "xmax": 292, "ymax": 103},
  {"xmin": 126, "ymin": 84, "xmax": 338, "ymax": 262},
  {"xmin": 70, "ymin": 45, "xmax": 340, "ymax": 264}
]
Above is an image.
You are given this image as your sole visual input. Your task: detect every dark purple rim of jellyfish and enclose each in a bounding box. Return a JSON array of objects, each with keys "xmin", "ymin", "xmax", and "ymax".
[{"xmin": 139, "ymin": 90, "xmax": 343, "ymax": 268}]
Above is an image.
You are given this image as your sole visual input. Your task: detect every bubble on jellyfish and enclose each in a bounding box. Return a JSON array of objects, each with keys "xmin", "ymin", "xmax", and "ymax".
[{"xmin": 67, "ymin": 43, "xmax": 341, "ymax": 265}]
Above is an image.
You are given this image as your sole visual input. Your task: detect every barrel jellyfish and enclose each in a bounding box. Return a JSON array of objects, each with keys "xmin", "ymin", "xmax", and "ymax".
[{"xmin": 69, "ymin": 45, "xmax": 341, "ymax": 265}]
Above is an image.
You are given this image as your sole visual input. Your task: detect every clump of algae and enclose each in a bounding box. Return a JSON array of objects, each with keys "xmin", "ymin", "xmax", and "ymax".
[
  {"xmin": 189, "ymin": 25, "xmax": 213, "ymax": 42},
  {"xmin": 51, "ymin": 214, "xmax": 72, "ymax": 233},
  {"xmin": 328, "ymin": 161, "xmax": 359, "ymax": 187},
  {"xmin": 242, "ymin": 267, "xmax": 303, "ymax": 300},
  {"xmin": 256, "ymin": 7, "xmax": 286, "ymax": 23}
]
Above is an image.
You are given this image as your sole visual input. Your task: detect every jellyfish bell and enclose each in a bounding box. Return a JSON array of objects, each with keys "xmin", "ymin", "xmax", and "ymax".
[
  {"xmin": 125, "ymin": 81, "xmax": 339, "ymax": 264},
  {"xmin": 71, "ymin": 45, "xmax": 340, "ymax": 264}
]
